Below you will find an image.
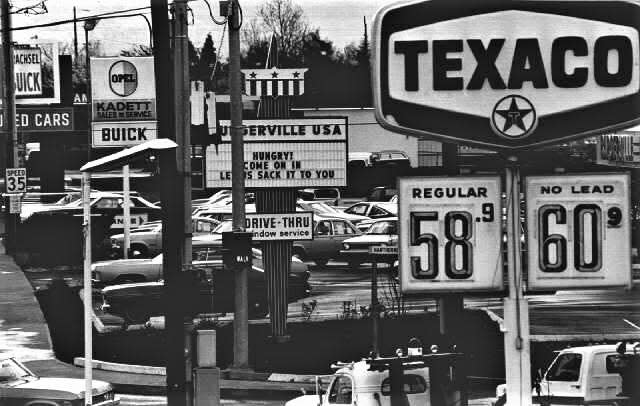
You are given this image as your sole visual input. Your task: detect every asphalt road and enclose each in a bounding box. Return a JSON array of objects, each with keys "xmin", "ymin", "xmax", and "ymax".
[{"xmin": 23, "ymin": 260, "xmax": 640, "ymax": 341}]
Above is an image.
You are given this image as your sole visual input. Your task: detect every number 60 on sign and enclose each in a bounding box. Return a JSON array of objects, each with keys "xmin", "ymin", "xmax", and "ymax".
[
  {"xmin": 526, "ymin": 174, "xmax": 631, "ymax": 290},
  {"xmin": 398, "ymin": 177, "xmax": 504, "ymax": 293}
]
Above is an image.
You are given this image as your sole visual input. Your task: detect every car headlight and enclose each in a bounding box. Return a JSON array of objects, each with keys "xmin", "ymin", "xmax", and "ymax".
[{"xmin": 343, "ymin": 243, "xmax": 350, "ymax": 250}]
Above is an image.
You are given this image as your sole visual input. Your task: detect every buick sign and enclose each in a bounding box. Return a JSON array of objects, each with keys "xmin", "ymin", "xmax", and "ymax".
[{"xmin": 372, "ymin": 0, "xmax": 640, "ymax": 150}]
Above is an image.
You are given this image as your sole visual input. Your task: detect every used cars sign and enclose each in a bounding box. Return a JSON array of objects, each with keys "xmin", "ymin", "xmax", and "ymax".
[{"xmin": 373, "ymin": 0, "xmax": 640, "ymax": 150}]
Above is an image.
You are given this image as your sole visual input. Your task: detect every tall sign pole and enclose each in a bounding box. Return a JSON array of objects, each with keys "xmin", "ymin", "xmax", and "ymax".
[
  {"xmin": 2, "ymin": 0, "xmax": 18, "ymax": 253},
  {"xmin": 150, "ymin": 1, "xmax": 188, "ymax": 405},
  {"xmin": 228, "ymin": 0, "xmax": 250, "ymax": 370}
]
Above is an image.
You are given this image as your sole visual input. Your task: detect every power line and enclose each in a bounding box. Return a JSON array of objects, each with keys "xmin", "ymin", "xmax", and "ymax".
[{"xmin": 8, "ymin": 5, "xmax": 152, "ymax": 32}]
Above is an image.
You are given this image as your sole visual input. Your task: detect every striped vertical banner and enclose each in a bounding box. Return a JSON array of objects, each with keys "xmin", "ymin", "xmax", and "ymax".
[{"xmin": 242, "ymin": 69, "xmax": 308, "ymax": 97}]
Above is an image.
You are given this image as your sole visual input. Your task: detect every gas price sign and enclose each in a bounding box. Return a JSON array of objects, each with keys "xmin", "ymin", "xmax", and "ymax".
[
  {"xmin": 526, "ymin": 174, "xmax": 631, "ymax": 290},
  {"xmin": 398, "ymin": 176, "xmax": 503, "ymax": 293}
]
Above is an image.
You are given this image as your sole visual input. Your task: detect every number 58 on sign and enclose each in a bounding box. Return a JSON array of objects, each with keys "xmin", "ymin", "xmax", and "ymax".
[{"xmin": 398, "ymin": 177, "xmax": 503, "ymax": 293}]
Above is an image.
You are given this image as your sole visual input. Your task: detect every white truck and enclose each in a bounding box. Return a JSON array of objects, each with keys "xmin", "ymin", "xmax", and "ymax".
[
  {"xmin": 285, "ymin": 350, "xmax": 466, "ymax": 406},
  {"xmin": 494, "ymin": 342, "xmax": 639, "ymax": 405}
]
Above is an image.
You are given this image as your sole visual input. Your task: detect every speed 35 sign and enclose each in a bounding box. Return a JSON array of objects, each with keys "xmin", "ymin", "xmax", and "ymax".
[
  {"xmin": 526, "ymin": 174, "xmax": 631, "ymax": 290},
  {"xmin": 398, "ymin": 176, "xmax": 503, "ymax": 293}
]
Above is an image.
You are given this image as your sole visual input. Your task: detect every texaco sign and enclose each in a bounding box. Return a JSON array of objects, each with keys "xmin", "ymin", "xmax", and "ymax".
[{"xmin": 372, "ymin": 0, "xmax": 640, "ymax": 150}]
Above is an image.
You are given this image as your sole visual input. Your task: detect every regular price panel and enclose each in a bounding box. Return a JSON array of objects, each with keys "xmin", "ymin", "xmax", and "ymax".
[
  {"xmin": 526, "ymin": 173, "xmax": 631, "ymax": 290},
  {"xmin": 398, "ymin": 176, "xmax": 503, "ymax": 293}
]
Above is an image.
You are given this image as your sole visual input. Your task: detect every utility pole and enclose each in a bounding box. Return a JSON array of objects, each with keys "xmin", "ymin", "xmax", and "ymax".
[
  {"xmin": 2, "ymin": 0, "xmax": 18, "ymax": 254},
  {"xmin": 150, "ymin": 1, "xmax": 188, "ymax": 405},
  {"xmin": 228, "ymin": 0, "xmax": 250, "ymax": 370},
  {"xmin": 73, "ymin": 6, "xmax": 78, "ymax": 65}
]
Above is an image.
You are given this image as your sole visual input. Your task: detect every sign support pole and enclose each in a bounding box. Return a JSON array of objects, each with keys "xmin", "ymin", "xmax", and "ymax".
[
  {"xmin": 504, "ymin": 157, "xmax": 532, "ymax": 406},
  {"xmin": 228, "ymin": 0, "xmax": 250, "ymax": 370},
  {"xmin": 82, "ymin": 171, "xmax": 92, "ymax": 406},
  {"xmin": 123, "ymin": 165, "xmax": 130, "ymax": 258},
  {"xmin": 371, "ymin": 257, "xmax": 380, "ymax": 356}
]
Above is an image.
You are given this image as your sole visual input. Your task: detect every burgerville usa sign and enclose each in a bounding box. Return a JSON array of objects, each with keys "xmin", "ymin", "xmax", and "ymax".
[{"xmin": 372, "ymin": 0, "xmax": 640, "ymax": 150}]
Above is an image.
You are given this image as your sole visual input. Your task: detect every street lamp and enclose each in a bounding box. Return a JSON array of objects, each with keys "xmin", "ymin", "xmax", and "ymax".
[{"xmin": 84, "ymin": 18, "xmax": 98, "ymax": 161}]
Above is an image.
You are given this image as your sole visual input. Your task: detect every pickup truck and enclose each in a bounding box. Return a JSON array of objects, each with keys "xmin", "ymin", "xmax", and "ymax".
[
  {"xmin": 493, "ymin": 342, "xmax": 640, "ymax": 405},
  {"xmin": 286, "ymin": 349, "xmax": 465, "ymax": 406}
]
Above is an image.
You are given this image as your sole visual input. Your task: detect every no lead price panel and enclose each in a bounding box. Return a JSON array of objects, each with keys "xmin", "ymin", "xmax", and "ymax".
[
  {"xmin": 526, "ymin": 173, "xmax": 631, "ymax": 290},
  {"xmin": 398, "ymin": 176, "xmax": 503, "ymax": 293}
]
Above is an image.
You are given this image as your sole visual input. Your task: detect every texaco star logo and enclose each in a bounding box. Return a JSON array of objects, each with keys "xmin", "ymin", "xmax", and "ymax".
[{"xmin": 491, "ymin": 95, "xmax": 537, "ymax": 139}]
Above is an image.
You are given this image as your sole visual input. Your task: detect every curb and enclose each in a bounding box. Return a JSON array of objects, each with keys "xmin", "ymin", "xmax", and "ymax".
[{"xmin": 74, "ymin": 357, "xmax": 166, "ymax": 375}]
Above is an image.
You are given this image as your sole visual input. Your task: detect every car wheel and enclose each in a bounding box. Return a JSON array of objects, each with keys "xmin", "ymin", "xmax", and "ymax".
[
  {"xmin": 348, "ymin": 260, "xmax": 360, "ymax": 270},
  {"xmin": 314, "ymin": 259, "xmax": 329, "ymax": 267},
  {"xmin": 123, "ymin": 308, "xmax": 151, "ymax": 325},
  {"xmin": 130, "ymin": 244, "xmax": 148, "ymax": 258},
  {"xmin": 249, "ymin": 302, "xmax": 268, "ymax": 319},
  {"xmin": 293, "ymin": 247, "xmax": 306, "ymax": 262}
]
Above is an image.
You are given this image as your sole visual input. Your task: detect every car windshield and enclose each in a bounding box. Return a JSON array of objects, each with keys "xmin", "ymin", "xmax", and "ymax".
[
  {"xmin": 212, "ymin": 221, "xmax": 233, "ymax": 234},
  {"xmin": 367, "ymin": 220, "xmax": 397, "ymax": 235},
  {"xmin": 0, "ymin": 359, "xmax": 33, "ymax": 382},
  {"xmin": 308, "ymin": 202, "xmax": 340, "ymax": 214}
]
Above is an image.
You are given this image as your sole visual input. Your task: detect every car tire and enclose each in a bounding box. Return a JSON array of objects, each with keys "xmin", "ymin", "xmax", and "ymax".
[
  {"xmin": 314, "ymin": 259, "xmax": 329, "ymax": 267},
  {"xmin": 130, "ymin": 244, "xmax": 149, "ymax": 258},
  {"xmin": 249, "ymin": 302, "xmax": 268, "ymax": 319},
  {"xmin": 293, "ymin": 247, "xmax": 306, "ymax": 262},
  {"xmin": 123, "ymin": 308, "xmax": 151, "ymax": 325}
]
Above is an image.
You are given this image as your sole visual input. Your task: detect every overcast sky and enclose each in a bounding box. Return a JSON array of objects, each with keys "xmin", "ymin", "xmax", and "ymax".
[{"xmin": 11, "ymin": 0, "xmax": 393, "ymax": 57}]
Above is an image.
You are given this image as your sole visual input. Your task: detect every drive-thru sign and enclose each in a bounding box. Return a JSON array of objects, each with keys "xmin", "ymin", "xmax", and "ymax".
[
  {"xmin": 398, "ymin": 176, "xmax": 503, "ymax": 293},
  {"xmin": 526, "ymin": 173, "xmax": 631, "ymax": 290},
  {"xmin": 373, "ymin": 0, "xmax": 640, "ymax": 150}
]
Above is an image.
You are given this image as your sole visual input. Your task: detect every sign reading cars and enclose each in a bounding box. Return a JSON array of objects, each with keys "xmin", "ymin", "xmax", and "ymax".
[
  {"xmin": 526, "ymin": 174, "xmax": 631, "ymax": 290},
  {"xmin": 372, "ymin": 0, "xmax": 640, "ymax": 150},
  {"xmin": 398, "ymin": 177, "xmax": 503, "ymax": 293}
]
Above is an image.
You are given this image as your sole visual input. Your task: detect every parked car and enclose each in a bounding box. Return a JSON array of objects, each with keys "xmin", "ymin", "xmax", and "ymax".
[
  {"xmin": 21, "ymin": 191, "xmax": 161, "ymax": 231},
  {"xmin": 92, "ymin": 234, "xmax": 308, "ymax": 286},
  {"xmin": 110, "ymin": 216, "xmax": 221, "ymax": 257},
  {"xmin": 370, "ymin": 150, "xmax": 411, "ymax": 169},
  {"xmin": 293, "ymin": 216, "xmax": 361, "ymax": 267},
  {"xmin": 493, "ymin": 343, "xmax": 639, "ymax": 406},
  {"xmin": 0, "ymin": 357, "xmax": 119, "ymax": 405},
  {"xmin": 365, "ymin": 186, "xmax": 398, "ymax": 202},
  {"xmin": 297, "ymin": 188, "xmax": 342, "ymax": 206},
  {"xmin": 192, "ymin": 204, "xmax": 256, "ymax": 221},
  {"xmin": 343, "ymin": 202, "xmax": 397, "ymax": 220},
  {"xmin": 340, "ymin": 217, "xmax": 398, "ymax": 270},
  {"xmin": 297, "ymin": 200, "xmax": 369, "ymax": 225},
  {"xmin": 100, "ymin": 254, "xmax": 311, "ymax": 323}
]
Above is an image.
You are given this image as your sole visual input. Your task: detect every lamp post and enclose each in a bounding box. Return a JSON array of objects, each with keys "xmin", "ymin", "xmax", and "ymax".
[{"xmin": 84, "ymin": 18, "xmax": 98, "ymax": 162}]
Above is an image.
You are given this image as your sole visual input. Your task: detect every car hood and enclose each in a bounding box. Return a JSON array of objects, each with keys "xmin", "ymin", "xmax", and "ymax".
[
  {"xmin": 93, "ymin": 258, "xmax": 153, "ymax": 268},
  {"xmin": 343, "ymin": 234, "xmax": 397, "ymax": 245},
  {"xmin": 285, "ymin": 394, "xmax": 321, "ymax": 406},
  {"xmin": 8, "ymin": 377, "xmax": 112, "ymax": 400}
]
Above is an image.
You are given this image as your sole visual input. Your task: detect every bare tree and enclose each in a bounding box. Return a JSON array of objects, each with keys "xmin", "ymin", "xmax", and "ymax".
[{"xmin": 244, "ymin": 0, "xmax": 310, "ymax": 66}]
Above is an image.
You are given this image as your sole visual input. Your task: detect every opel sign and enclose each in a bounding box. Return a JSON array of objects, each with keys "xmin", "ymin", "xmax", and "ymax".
[
  {"xmin": 373, "ymin": 0, "xmax": 640, "ymax": 150},
  {"xmin": 108, "ymin": 60, "xmax": 138, "ymax": 97}
]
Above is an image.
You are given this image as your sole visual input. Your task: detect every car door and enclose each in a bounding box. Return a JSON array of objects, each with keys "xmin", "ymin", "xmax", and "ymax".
[
  {"xmin": 329, "ymin": 220, "xmax": 358, "ymax": 257},
  {"xmin": 312, "ymin": 220, "xmax": 334, "ymax": 258},
  {"xmin": 327, "ymin": 374, "xmax": 355, "ymax": 405},
  {"xmin": 540, "ymin": 352, "xmax": 584, "ymax": 400}
]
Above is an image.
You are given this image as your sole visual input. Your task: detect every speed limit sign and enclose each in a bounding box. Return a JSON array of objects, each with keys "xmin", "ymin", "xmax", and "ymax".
[
  {"xmin": 526, "ymin": 173, "xmax": 631, "ymax": 290},
  {"xmin": 5, "ymin": 168, "xmax": 26, "ymax": 194},
  {"xmin": 398, "ymin": 176, "xmax": 503, "ymax": 293}
]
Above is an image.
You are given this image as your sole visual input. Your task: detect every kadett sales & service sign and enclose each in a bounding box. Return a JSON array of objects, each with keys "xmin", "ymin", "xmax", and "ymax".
[
  {"xmin": 90, "ymin": 57, "xmax": 157, "ymax": 148},
  {"xmin": 206, "ymin": 118, "xmax": 347, "ymax": 188},
  {"xmin": 373, "ymin": 0, "xmax": 640, "ymax": 150}
]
